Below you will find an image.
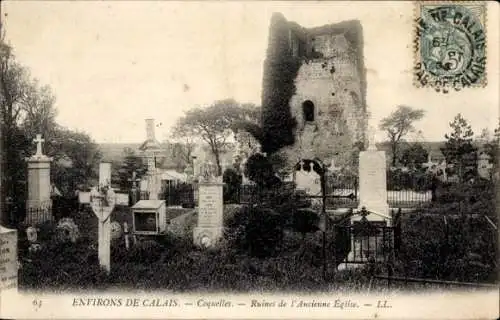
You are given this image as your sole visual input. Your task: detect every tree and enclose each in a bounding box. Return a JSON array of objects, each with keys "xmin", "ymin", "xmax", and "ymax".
[
  {"xmin": 440, "ymin": 113, "xmax": 477, "ymax": 182},
  {"xmin": 1, "ymin": 37, "xmax": 62, "ymax": 224},
  {"xmin": 114, "ymin": 148, "xmax": 148, "ymax": 190},
  {"xmin": 167, "ymin": 138, "xmax": 196, "ymax": 170},
  {"xmin": 1, "ymin": 35, "xmax": 103, "ymax": 224},
  {"xmin": 48, "ymin": 127, "xmax": 103, "ymax": 194},
  {"xmin": 399, "ymin": 143, "xmax": 429, "ymax": 169},
  {"xmin": 379, "ymin": 105, "xmax": 425, "ymax": 167},
  {"xmin": 173, "ymin": 99, "xmax": 260, "ymax": 175},
  {"xmin": 20, "ymin": 80, "xmax": 57, "ymax": 137}
]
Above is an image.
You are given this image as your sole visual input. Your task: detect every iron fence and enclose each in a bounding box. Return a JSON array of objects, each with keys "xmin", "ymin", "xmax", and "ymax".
[
  {"xmin": 24, "ymin": 203, "xmax": 53, "ymax": 225},
  {"xmin": 386, "ymin": 170, "xmax": 435, "ymax": 207},
  {"xmin": 160, "ymin": 183, "xmax": 196, "ymax": 207},
  {"xmin": 325, "ymin": 174, "xmax": 359, "ymax": 208}
]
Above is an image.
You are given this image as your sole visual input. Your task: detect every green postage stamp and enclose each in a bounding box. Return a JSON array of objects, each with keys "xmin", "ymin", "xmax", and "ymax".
[{"xmin": 414, "ymin": 2, "xmax": 487, "ymax": 92}]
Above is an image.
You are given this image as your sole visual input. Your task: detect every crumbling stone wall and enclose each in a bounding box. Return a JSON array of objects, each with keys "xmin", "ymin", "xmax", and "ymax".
[{"xmin": 261, "ymin": 13, "xmax": 368, "ymax": 171}]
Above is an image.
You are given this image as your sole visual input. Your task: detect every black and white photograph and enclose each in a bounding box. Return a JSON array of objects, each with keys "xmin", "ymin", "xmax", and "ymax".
[{"xmin": 0, "ymin": 1, "xmax": 498, "ymax": 319}]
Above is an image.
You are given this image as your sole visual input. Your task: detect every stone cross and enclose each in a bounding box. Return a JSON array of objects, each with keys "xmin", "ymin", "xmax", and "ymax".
[
  {"xmin": 34, "ymin": 134, "xmax": 45, "ymax": 156},
  {"xmin": 423, "ymin": 153, "xmax": 435, "ymax": 169},
  {"xmin": 128, "ymin": 171, "xmax": 140, "ymax": 188},
  {"xmin": 299, "ymin": 160, "xmax": 305, "ymax": 170},
  {"xmin": 90, "ymin": 186, "xmax": 116, "ymax": 273}
]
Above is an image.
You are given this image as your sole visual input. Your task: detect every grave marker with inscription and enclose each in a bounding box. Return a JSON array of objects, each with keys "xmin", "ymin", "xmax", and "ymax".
[
  {"xmin": 0, "ymin": 226, "xmax": 18, "ymax": 293},
  {"xmin": 193, "ymin": 162, "xmax": 224, "ymax": 248}
]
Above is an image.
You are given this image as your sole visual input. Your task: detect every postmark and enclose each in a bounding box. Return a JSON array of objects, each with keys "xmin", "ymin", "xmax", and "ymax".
[{"xmin": 413, "ymin": 2, "xmax": 487, "ymax": 93}]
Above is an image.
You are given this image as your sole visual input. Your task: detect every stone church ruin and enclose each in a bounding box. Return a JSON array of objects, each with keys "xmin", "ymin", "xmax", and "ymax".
[{"xmin": 235, "ymin": 13, "xmax": 368, "ymax": 179}]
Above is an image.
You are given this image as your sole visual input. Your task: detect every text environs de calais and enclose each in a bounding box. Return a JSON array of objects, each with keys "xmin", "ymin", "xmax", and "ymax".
[{"xmin": 414, "ymin": 4, "xmax": 487, "ymax": 93}]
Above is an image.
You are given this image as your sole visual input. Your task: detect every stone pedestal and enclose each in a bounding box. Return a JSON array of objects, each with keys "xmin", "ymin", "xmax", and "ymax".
[
  {"xmin": 25, "ymin": 155, "xmax": 53, "ymax": 225},
  {"xmin": 357, "ymin": 149, "xmax": 390, "ymax": 223},
  {"xmin": 193, "ymin": 176, "xmax": 224, "ymax": 248},
  {"xmin": 0, "ymin": 225, "xmax": 18, "ymax": 293}
]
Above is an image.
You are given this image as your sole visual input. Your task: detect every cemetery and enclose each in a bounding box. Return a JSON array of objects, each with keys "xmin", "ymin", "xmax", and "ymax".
[
  {"xmin": 1, "ymin": 12, "xmax": 498, "ymax": 295},
  {"xmin": 3, "ymin": 118, "xmax": 496, "ymax": 293}
]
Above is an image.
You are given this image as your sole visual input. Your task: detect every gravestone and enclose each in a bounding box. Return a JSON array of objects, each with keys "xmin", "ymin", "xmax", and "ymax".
[
  {"xmin": 25, "ymin": 134, "xmax": 53, "ymax": 225},
  {"xmin": 356, "ymin": 127, "xmax": 390, "ymax": 223},
  {"xmin": 193, "ymin": 162, "xmax": 224, "ymax": 248},
  {"xmin": 478, "ymin": 152, "xmax": 493, "ymax": 180},
  {"xmin": 0, "ymin": 225, "xmax": 18, "ymax": 293},
  {"xmin": 295, "ymin": 160, "xmax": 322, "ymax": 196}
]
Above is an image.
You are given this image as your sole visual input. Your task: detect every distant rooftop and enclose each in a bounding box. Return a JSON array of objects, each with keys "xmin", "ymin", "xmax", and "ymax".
[{"xmin": 131, "ymin": 200, "xmax": 165, "ymax": 210}]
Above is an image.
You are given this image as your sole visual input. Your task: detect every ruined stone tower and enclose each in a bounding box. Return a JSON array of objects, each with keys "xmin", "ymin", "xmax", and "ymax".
[{"xmin": 260, "ymin": 13, "xmax": 368, "ymax": 170}]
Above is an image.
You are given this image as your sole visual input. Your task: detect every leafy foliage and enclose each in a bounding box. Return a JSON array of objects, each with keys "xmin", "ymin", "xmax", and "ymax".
[
  {"xmin": 399, "ymin": 143, "xmax": 429, "ymax": 169},
  {"xmin": 19, "ymin": 180, "xmax": 498, "ymax": 291},
  {"xmin": 260, "ymin": 13, "xmax": 301, "ymax": 154},
  {"xmin": 48, "ymin": 127, "xmax": 103, "ymax": 194},
  {"xmin": 244, "ymin": 153, "xmax": 282, "ymax": 189},
  {"xmin": 1, "ymin": 38, "xmax": 102, "ymax": 224},
  {"xmin": 396, "ymin": 179, "xmax": 497, "ymax": 283},
  {"xmin": 172, "ymin": 99, "xmax": 259, "ymax": 175},
  {"xmin": 223, "ymin": 167, "xmax": 242, "ymax": 204},
  {"xmin": 379, "ymin": 105, "xmax": 425, "ymax": 166},
  {"xmin": 167, "ymin": 139, "xmax": 196, "ymax": 171},
  {"xmin": 225, "ymin": 206, "xmax": 284, "ymax": 258},
  {"xmin": 112, "ymin": 148, "xmax": 148, "ymax": 190},
  {"xmin": 386, "ymin": 168, "xmax": 433, "ymax": 191},
  {"xmin": 440, "ymin": 113, "xmax": 477, "ymax": 182}
]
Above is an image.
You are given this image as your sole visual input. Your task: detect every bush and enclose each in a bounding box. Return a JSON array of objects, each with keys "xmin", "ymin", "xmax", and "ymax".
[
  {"xmin": 436, "ymin": 178, "xmax": 496, "ymax": 205},
  {"xmin": 399, "ymin": 211, "xmax": 497, "ymax": 283},
  {"xmin": 36, "ymin": 220, "xmax": 58, "ymax": 242},
  {"xmin": 244, "ymin": 153, "xmax": 282, "ymax": 189},
  {"xmin": 223, "ymin": 168, "xmax": 242, "ymax": 204},
  {"xmin": 387, "ymin": 169, "xmax": 433, "ymax": 191},
  {"xmin": 112, "ymin": 239, "xmax": 165, "ymax": 264},
  {"xmin": 19, "ymin": 237, "xmax": 108, "ymax": 291},
  {"xmin": 225, "ymin": 206, "xmax": 284, "ymax": 258}
]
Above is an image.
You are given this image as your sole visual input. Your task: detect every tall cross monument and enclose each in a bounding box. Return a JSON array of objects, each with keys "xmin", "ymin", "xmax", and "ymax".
[{"xmin": 25, "ymin": 134, "xmax": 53, "ymax": 225}]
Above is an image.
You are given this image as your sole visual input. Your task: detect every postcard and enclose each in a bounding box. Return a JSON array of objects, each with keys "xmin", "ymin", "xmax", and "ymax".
[{"xmin": 0, "ymin": 1, "xmax": 498, "ymax": 319}]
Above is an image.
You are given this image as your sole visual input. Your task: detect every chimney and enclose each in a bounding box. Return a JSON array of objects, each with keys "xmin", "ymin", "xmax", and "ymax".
[{"xmin": 145, "ymin": 118, "xmax": 155, "ymax": 141}]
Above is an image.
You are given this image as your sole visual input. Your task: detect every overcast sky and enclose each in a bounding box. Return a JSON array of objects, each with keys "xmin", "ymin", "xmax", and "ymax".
[{"xmin": 3, "ymin": 1, "xmax": 499, "ymax": 143}]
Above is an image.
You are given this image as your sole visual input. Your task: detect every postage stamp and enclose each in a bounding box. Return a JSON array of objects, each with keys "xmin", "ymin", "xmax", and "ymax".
[{"xmin": 413, "ymin": 2, "xmax": 487, "ymax": 92}]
